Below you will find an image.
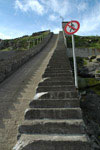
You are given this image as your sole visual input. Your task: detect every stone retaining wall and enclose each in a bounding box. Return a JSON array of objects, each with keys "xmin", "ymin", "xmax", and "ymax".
[
  {"xmin": 0, "ymin": 32, "xmax": 53, "ymax": 83},
  {"xmin": 67, "ymin": 48, "xmax": 100, "ymax": 57}
]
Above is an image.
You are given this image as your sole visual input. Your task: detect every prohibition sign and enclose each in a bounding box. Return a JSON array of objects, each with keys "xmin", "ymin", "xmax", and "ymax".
[{"xmin": 64, "ymin": 20, "xmax": 80, "ymax": 35}]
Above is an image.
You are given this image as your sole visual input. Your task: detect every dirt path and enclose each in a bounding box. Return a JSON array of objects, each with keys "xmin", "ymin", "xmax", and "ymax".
[{"xmin": 0, "ymin": 34, "xmax": 58, "ymax": 150}]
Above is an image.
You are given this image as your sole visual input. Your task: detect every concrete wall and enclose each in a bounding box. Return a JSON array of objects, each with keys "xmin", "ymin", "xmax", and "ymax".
[
  {"xmin": 67, "ymin": 48, "xmax": 100, "ymax": 57},
  {"xmin": 0, "ymin": 32, "xmax": 53, "ymax": 83}
]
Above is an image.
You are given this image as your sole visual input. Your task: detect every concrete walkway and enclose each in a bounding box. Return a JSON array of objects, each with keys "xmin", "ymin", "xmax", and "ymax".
[{"xmin": 0, "ymin": 34, "xmax": 58, "ymax": 150}]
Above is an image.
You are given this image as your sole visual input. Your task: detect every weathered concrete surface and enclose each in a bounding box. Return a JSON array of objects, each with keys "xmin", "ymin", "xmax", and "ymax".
[
  {"xmin": 13, "ymin": 31, "xmax": 91, "ymax": 150},
  {"xmin": 0, "ymin": 34, "xmax": 58, "ymax": 150},
  {"xmin": 18, "ymin": 119, "xmax": 84, "ymax": 134},
  {"xmin": 36, "ymin": 91, "xmax": 78, "ymax": 99},
  {"xmin": 13, "ymin": 134, "xmax": 90, "ymax": 150},
  {"xmin": 25, "ymin": 108, "xmax": 82, "ymax": 119},
  {"xmin": 29, "ymin": 99, "xmax": 80, "ymax": 108},
  {"xmin": 36, "ymin": 85, "xmax": 76, "ymax": 92},
  {"xmin": 38, "ymin": 81, "xmax": 74, "ymax": 86}
]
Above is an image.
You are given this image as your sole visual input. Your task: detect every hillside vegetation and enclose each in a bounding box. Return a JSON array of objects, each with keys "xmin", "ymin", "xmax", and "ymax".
[
  {"xmin": 0, "ymin": 30, "xmax": 50, "ymax": 51},
  {"xmin": 67, "ymin": 35, "xmax": 100, "ymax": 49},
  {"xmin": 68, "ymin": 36, "xmax": 100, "ymax": 147}
]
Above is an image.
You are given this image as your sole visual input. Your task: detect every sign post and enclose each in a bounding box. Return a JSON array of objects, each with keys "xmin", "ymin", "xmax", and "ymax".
[
  {"xmin": 64, "ymin": 20, "xmax": 80, "ymax": 89},
  {"xmin": 72, "ymin": 34, "xmax": 78, "ymax": 88}
]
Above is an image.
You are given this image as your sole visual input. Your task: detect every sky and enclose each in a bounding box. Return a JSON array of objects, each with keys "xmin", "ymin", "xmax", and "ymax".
[{"xmin": 0, "ymin": 0, "xmax": 100, "ymax": 39}]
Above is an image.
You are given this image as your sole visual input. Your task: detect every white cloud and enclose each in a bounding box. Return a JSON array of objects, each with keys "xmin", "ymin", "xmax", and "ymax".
[
  {"xmin": 15, "ymin": 0, "xmax": 44, "ymax": 15},
  {"xmin": 40, "ymin": 0, "xmax": 70, "ymax": 16},
  {"xmin": 0, "ymin": 33, "xmax": 11, "ymax": 39},
  {"xmin": 41, "ymin": 24, "xmax": 61, "ymax": 34},
  {"xmin": 14, "ymin": 0, "xmax": 88, "ymax": 18},
  {"xmin": 49, "ymin": 14, "xmax": 57, "ymax": 21},
  {"xmin": 52, "ymin": 27, "xmax": 61, "ymax": 33},
  {"xmin": 77, "ymin": 3, "xmax": 100, "ymax": 35},
  {"xmin": 13, "ymin": 0, "xmax": 100, "ymax": 36},
  {"xmin": 77, "ymin": 1, "xmax": 88, "ymax": 12}
]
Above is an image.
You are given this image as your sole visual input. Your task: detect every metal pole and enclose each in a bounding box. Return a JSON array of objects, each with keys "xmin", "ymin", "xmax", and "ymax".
[{"xmin": 72, "ymin": 34, "xmax": 78, "ymax": 88}]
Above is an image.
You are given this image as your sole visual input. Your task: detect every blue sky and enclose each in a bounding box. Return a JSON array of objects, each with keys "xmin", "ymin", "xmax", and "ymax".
[{"xmin": 0, "ymin": 0, "xmax": 100, "ymax": 39}]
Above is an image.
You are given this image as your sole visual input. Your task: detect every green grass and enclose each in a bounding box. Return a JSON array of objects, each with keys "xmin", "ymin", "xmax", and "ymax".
[
  {"xmin": 78, "ymin": 77, "xmax": 100, "ymax": 89},
  {"xmin": 91, "ymin": 85, "xmax": 100, "ymax": 95},
  {"xmin": 67, "ymin": 35, "xmax": 100, "ymax": 48},
  {"xmin": 1, "ymin": 47, "xmax": 11, "ymax": 51},
  {"xmin": 83, "ymin": 59, "xmax": 88, "ymax": 65},
  {"xmin": 0, "ymin": 31, "xmax": 50, "ymax": 51},
  {"xmin": 78, "ymin": 74, "xmax": 100, "ymax": 96},
  {"xmin": 69, "ymin": 57, "xmax": 89, "ymax": 69},
  {"xmin": 96, "ymin": 70, "xmax": 100, "ymax": 73}
]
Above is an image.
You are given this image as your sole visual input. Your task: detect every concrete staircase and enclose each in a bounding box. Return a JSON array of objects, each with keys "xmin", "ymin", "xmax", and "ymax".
[{"xmin": 13, "ymin": 32, "xmax": 91, "ymax": 150}]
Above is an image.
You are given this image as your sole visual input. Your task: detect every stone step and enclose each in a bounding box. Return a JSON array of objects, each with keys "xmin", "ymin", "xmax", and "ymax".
[
  {"xmin": 35, "ymin": 91, "xmax": 78, "ymax": 99},
  {"xmin": 46, "ymin": 68, "xmax": 72, "ymax": 71},
  {"xmin": 29, "ymin": 99, "xmax": 80, "ymax": 108},
  {"xmin": 50, "ymin": 53, "xmax": 67, "ymax": 55},
  {"xmin": 44, "ymin": 71, "xmax": 72, "ymax": 74},
  {"xmin": 18, "ymin": 119, "xmax": 84, "ymax": 135},
  {"xmin": 48, "ymin": 63, "xmax": 70, "ymax": 66},
  {"xmin": 42, "ymin": 73, "xmax": 72, "ymax": 78},
  {"xmin": 51, "ymin": 55, "xmax": 67, "ymax": 56},
  {"xmin": 51, "ymin": 56, "xmax": 68, "ymax": 58},
  {"xmin": 50, "ymin": 58, "xmax": 69, "ymax": 61},
  {"xmin": 46, "ymin": 67, "xmax": 71, "ymax": 70},
  {"xmin": 50, "ymin": 56, "xmax": 69, "ymax": 59},
  {"xmin": 45, "ymin": 68, "xmax": 72, "ymax": 72},
  {"xmin": 45, "ymin": 68, "xmax": 72, "ymax": 71},
  {"xmin": 51, "ymin": 54, "xmax": 67, "ymax": 56},
  {"xmin": 36, "ymin": 86, "xmax": 76, "ymax": 92},
  {"xmin": 25, "ymin": 108, "xmax": 82, "ymax": 120},
  {"xmin": 48, "ymin": 59, "xmax": 69, "ymax": 61},
  {"xmin": 49, "ymin": 59, "xmax": 69, "ymax": 61},
  {"xmin": 44, "ymin": 68, "xmax": 72, "ymax": 72},
  {"xmin": 50, "ymin": 51, "xmax": 67, "ymax": 53},
  {"xmin": 42, "ymin": 77, "xmax": 74, "ymax": 81},
  {"xmin": 13, "ymin": 134, "xmax": 91, "ymax": 150},
  {"xmin": 39, "ymin": 81, "xmax": 74, "ymax": 86},
  {"xmin": 47, "ymin": 65, "xmax": 71, "ymax": 68}
]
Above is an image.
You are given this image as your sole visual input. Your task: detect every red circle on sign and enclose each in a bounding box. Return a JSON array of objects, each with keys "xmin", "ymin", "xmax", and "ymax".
[{"xmin": 64, "ymin": 20, "xmax": 80, "ymax": 35}]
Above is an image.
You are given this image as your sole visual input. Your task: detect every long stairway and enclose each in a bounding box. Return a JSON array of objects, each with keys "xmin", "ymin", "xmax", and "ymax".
[{"xmin": 13, "ymin": 32, "xmax": 91, "ymax": 150}]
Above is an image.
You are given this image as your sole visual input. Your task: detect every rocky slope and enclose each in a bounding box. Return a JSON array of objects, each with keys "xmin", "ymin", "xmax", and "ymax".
[{"xmin": 69, "ymin": 56, "xmax": 100, "ymax": 150}]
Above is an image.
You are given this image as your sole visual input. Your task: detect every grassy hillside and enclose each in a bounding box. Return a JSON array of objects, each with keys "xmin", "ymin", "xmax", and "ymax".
[
  {"xmin": 0, "ymin": 30, "xmax": 50, "ymax": 51},
  {"xmin": 67, "ymin": 35, "xmax": 100, "ymax": 49}
]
